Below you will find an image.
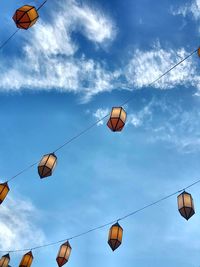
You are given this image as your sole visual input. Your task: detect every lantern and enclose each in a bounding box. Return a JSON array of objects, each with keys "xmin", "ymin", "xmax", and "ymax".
[
  {"xmin": 19, "ymin": 251, "xmax": 33, "ymax": 267},
  {"xmin": 12, "ymin": 5, "xmax": 39, "ymax": 30},
  {"xmin": 107, "ymin": 107, "xmax": 127, "ymax": 132},
  {"xmin": 0, "ymin": 254, "xmax": 10, "ymax": 267},
  {"xmin": 38, "ymin": 153, "xmax": 57, "ymax": 179},
  {"xmin": 108, "ymin": 222, "xmax": 123, "ymax": 251},
  {"xmin": 0, "ymin": 182, "xmax": 9, "ymax": 204},
  {"xmin": 177, "ymin": 191, "xmax": 195, "ymax": 220},
  {"xmin": 198, "ymin": 47, "xmax": 200, "ymax": 57},
  {"xmin": 56, "ymin": 241, "xmax": 72, "ymax": 267}
]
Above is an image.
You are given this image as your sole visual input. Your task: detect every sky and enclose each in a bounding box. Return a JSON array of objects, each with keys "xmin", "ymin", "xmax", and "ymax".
[{"xmin": 0, "ymin": 0, "xmax": 200, "ymax": 266}]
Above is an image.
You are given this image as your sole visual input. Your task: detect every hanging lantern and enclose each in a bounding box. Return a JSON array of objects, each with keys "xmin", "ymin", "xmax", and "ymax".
[
  {"xmin": 38, "ymin": 153, "xmax": 57, "ymax": 179},
  {"xmin": 12, "ymin": 5, "xmax": 39, "ymax": 30},
  {"xmin": 0, "ymin": 254, "xmax": 10, "ymax": 267},
  {"xmin": 19, "ymin": 251, "xmax": 33, "ymax": 267},
  {"xmin": 56, "ymin": 241, "xmax": 72, "ymax": 267},
  {"xmin": 198, "ymin": 47, "xmax": 200, "ymax": 57},
  {"xmin": 0, "ymin": 182, "xmax": 9, "ymax": 204},
  {"xmin": 107, "ymin": 107, "xmax": 127, "ymax": 132},
  {"xmin": 108, "ymin": 222, "xmax": 123, "ymax": 251},
  {"xmin": 177, "ymin": 191, "xmax": 195, "ymax": 220}
]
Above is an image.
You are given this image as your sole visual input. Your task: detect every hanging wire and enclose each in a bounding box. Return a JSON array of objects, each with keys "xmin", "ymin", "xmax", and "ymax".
[
  {"xmin": 1, "ymin": 177, "xmax": 200, "ymax": 253},
  {"xmin": 0, "ymin": 29, "xmax": 20, "ymax": 51},
  {"xmin": 5, "ymin": 46, "xmax": 198, "ymax": 183}
]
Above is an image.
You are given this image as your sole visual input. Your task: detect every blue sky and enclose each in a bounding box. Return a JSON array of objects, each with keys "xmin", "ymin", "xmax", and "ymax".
[{"xmin": 0, "ymin": 0, "xmax": 200, "ymax": 266}]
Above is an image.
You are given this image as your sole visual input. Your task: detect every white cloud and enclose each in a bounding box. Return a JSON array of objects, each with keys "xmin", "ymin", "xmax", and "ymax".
[
  {"xmin": 0, "ymin": 0, "xmax": 118, "ymax": 101},
  {"xmin": 125, "ymin": 43, "xmax": 198, "ymax": 90},
  {"xmin": 93, "ymin": 108, "xmax": 110, "ymax": 125},
  {"xmin": 0, "ymin": 195, "xmax": 45, "ymax": 251},
  {"xmin": 171, "ymin": 0, "xmax": 200, "ymax": 21},
  {"xmin": 124, "ymin": 98, "xmax": 200, "ymax": 154}
]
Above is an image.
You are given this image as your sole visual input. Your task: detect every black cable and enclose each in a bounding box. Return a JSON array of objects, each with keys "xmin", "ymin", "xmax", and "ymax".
[
  {"xmin": 1, "ymin": 178, "xmax": 200, "ymax": 253},
  {"xmin": 0, "ymin": 29, "xmax": 20, "ymax": 51}
]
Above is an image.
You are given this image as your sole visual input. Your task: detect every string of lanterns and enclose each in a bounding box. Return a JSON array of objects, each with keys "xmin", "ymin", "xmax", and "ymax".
[
  {"xmin": 0, "ymin": 2, "xmax": 199, "ymax": 266},
  {"xmin": 0, "ymin": 48, "xmax": 198, "ymax": 208},
  {"xmin": 0, "ymin": 180, "xmax": 199, "ymax": 267}
]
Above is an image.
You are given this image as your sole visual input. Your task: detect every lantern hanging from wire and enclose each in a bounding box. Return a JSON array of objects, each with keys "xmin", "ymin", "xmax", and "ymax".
[
  {"xmin": 19, "ymin": 251, "xmax": 33, "ymax": 267},
  {"xmin": 12, "ymin": 5, "xmax": 39, "ymax": 30},
  {"xmin": 0, "ymin": 182, "xmax": 9, "ymax": 204},
  {"xmin": 56, "ymin": 241, "xmax": 72, "ymax": 267},
  {"xmin": 0, "ymin": 254, "xmax": 10, "ymax": 267},
  {"xmin": 177, "ymin": 191, "xmax": 195, "ymax": 220},
  {"xmin": 108, "ymin": 222, "xmax": 123, "ymax": 251},
  {"xmin": 107, "ymin": 107, "xmax": 127, "ymax": 132},
  {"xmin": 38, "ymin": 153, "xmax": 57, "ymax": 179}
]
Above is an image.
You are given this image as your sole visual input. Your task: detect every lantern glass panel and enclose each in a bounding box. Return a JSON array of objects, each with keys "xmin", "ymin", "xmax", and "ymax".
[
  {"xmin": 111, "ymin": 108, "xmax": 121, "ymax": 118},
  {"xmin": 120, "ymin": 109, "xmax": 127, "ymax": 122}
]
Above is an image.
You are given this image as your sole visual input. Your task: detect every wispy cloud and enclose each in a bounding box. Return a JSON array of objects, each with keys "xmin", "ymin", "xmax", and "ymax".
[
  {"xmin": 93, "ymin": 108, "xmax": 110, "ymax": 125},
  {"xmin": 0, "ymin": 0, "xmax": 118, "ymax": 101},
  {"xmin": 0, "ymin": 195, "xmax": 46, "ymax": 251},
  {"xmin": 171, "ymin": 0, "xmax": 200, "ymax": 20},
  {"xmin": 125, "ymin": 42, "xmax": 198, "ymax": 90},
  {"xmin": 1, "ymin": 0, "xmax": 200, "ymax": 101},
  {"xmin": 93, "ymin": 96, "xmax": 200, "ymax": 153}
]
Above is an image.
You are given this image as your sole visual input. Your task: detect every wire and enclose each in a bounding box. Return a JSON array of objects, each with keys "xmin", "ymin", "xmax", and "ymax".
[
  {"xmin": 37, "ymin": 0, "xmax": 48, "ymax": 11},
  {"xmin": 1, "ymin": 178, "xmax": 200, "ymax": 253},
  {"xmin": 0, "ymin": 29, "xmax": 20, "ymax": 51},
  {"xmin": 121, "ymin": 48, "xmax": 198, "ymax": 106},
  {"xmin": 5, "ymin": 47, "xmax": 198, "ymax": 183}
]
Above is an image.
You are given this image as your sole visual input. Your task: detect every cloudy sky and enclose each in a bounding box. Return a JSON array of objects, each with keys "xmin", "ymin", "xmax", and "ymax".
[{"xmin": 0, "ymin": 0, "xmax": 200, "ymax": 266}]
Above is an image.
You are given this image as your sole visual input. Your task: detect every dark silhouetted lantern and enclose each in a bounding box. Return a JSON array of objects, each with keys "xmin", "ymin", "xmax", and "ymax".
[
  {"xmin": 108, "ymin": 222, "xmax": 123, "ymax": 251},
  {"xmin": 107, "ymin": 107, "xmax": 127, "ymax": 132},
  {"xmin": 56, "ymin": 241, "xmax": 72, "ymax": 267},
  {"xmin": 13, "ymin": 5, "xmax": 39, "ymax": 30},
  {"xmin": 19, "ymin": 251, "xmax": 33, "ymax": 267},
  {"xmin": 0, "ymin": 254, "xmax": 10, "ymax": 267},
  {"xmin": 0, "ymin": 182, "xmax": 9, "ymax": 204},
  {"xmin": 178, "ymin": 191, "xmax": 195, "ymax": 220},
  {"xmin": 38, "ymin": 153, "xmax": 57, "ymax": 179}
]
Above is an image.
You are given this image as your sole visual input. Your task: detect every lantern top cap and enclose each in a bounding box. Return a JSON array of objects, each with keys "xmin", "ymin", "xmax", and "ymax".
[
  {"xmin": 25, "ymin": 251, "xmax": 33, "ymax": 257},
  {"xmin": 178, "ymin": 191, "xmax": 191, "ymax": 197},
  {"xmin": 2, "ymin": 253, "xmax": 10, "ymax": 259},
  {"xmin": 112, "ymin": 106, "xmax": 125, "ymax": 111},
  {"xmin": 62, "ymin": 241, "xmax": 71, "ymax": 248},
  {"xmin": 45, "ymin": 152, "xmax": 57, "ymax": 158},
  {"xmin": 112, "ymin": 222, "xmax": 122, "ymax": 228}
]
